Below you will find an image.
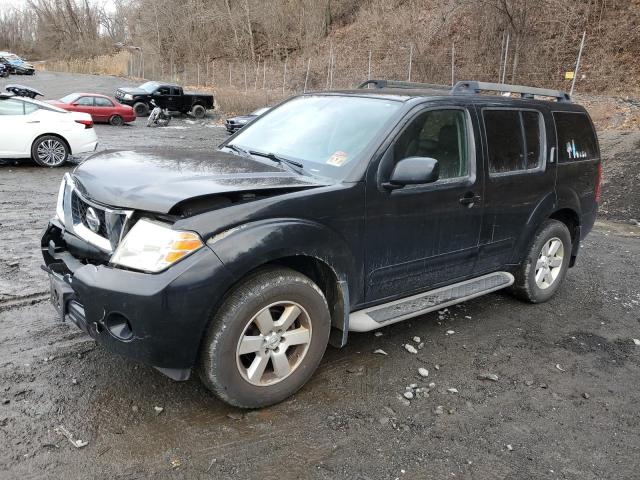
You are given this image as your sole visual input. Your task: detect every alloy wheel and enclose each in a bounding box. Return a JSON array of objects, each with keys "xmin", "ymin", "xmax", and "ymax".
[
  {"xmin": 236, "ymin": 301, "xmax": 312, "ymax": 386},
  {"xmin": 534, "ymin": 237, "xmax": 564, "ymax": 289},
  {"xmin": 37, "ymin": 139, "xmax": 66, "ymax": 166}
]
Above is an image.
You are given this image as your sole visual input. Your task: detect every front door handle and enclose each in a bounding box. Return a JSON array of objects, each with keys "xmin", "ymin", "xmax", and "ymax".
[
  {"xmin": 26, "ymin": 120, "xmax": 40, "ymax": 124},
  {"xmin": 459, "ymin": 192, "xmax": 481, "ymax": 207}
]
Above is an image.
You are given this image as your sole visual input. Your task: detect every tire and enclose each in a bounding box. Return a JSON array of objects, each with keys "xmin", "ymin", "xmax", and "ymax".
[
  {"xmin": 31, "ymin": 135, "xmax": 69, "ymax": 167},
  {"xmin": 191, "ymin": 104, "xmax": 206, "ymax": 119},
  {"xmin": 109, "ymin": 115, "xmax": 124, "ymax": 126},
  {"xmin": 133, "ymin": 102, "xmax": 149, "ymax": 117},
  {"xmin": 199, "ymin": 267, "xmax": 331, "ymax": 408},
  {"xmin": 510, "ymin": 219, "xmax": 572, "ymax": 303}
]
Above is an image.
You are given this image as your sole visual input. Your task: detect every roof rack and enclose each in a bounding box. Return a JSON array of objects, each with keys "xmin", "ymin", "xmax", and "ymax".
[
  {"xmin": 451, "ymin": 81, "xmax": 571, "ymax": 103},
  {"xmin": 357, "ymin": 79, "xmax": 450, "ymax": 91},
  {"xmin": 358, "ymin": 79, "xmax": 571, "ymax": 103}
]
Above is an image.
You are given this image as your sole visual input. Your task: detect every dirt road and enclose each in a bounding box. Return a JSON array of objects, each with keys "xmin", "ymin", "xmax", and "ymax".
[{"xmin": 1, "ymin": 72, "xmax": 640, "ymax": 480}]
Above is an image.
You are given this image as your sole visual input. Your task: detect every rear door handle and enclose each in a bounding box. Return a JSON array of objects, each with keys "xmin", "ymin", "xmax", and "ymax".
[{"xmin": 459, "ymin": 192, "xmax": 481, "ymax": 207}]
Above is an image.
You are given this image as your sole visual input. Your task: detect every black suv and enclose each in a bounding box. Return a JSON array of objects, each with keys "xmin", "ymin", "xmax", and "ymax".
[
  {"xmin": 42, "ymin": 80, "xmax": 601, "ymax": 408},
  {"xmin": 115, "ymin": 81, "xmax": 214, "ymax": 118}
]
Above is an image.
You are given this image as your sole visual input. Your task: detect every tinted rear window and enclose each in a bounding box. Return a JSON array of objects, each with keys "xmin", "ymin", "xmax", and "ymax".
[
  {"xmin": 483, "ymin": 109, "xmax": 544, "ymax": 174},
  {"xmin": 553, "ymin": 112, "xmax": 598, "ymax": 162}
]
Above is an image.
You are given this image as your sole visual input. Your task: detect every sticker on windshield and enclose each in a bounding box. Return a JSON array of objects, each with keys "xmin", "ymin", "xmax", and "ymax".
[{"xmin": 327, "ymin": 151, "xmax": 348, "ymax": 167}]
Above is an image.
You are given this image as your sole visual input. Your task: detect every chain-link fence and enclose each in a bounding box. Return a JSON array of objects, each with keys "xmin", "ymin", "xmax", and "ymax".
[{"xmin": 127, "ymin": 41, "xmax": 584, "ymax": 97}]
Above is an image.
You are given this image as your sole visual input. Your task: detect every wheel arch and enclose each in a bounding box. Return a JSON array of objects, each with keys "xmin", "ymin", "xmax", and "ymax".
[
  {"xmin": 268, "ymin": 255, "xmax": 349, "ymax": 348},
  {"xmin": 549, "ymin": 207, "xmax": 581, "ymax": 266},
  {"xmin": 205, "ymin": 218, "xmax": 358, "ymax": 348}
]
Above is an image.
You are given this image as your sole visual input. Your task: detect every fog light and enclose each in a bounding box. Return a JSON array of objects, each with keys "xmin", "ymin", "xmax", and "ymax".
[{"xmin": 104, "ymin": 312, "xmax": 133, "ymax": 341}]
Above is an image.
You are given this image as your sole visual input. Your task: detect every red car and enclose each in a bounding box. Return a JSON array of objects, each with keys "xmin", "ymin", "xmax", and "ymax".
[{"xmin": 48, "ymin": 93, "xmax": 136, "ymax": 126}]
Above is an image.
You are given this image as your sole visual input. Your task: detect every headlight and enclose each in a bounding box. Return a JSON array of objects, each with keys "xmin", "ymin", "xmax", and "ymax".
[
  {"xmin": 111, "ymin": 219, "xmax": 204, "ymax": 273},
  {"xmin": 123, "ymin": 94, "xmax": 133, "ymax": 100},
  {"xmin": 237, "ymin": 119, "xmax": 248, "ymax": 124},
  {"xmin": 56, "ymin": 176, "xmax": 67, "ymax": 222}
]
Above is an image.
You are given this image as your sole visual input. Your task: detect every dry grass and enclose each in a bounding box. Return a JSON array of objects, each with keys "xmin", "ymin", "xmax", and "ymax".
[
  {"xmin": 195, "ymin": 86, "xmax": 290, "ymax": 116},
  {"xmin": 39, "ymin": 51, "xmax": 130, "ymax": 77}
]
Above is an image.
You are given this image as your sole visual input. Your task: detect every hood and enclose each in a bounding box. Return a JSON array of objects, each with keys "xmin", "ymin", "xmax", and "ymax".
[
  {"xmin": 117, "ymin": 87, "xmax": 148, "ymax": 95},
  {"xmin": 72, "ymin": 149, "xmax": 330, "ymax": 214}
]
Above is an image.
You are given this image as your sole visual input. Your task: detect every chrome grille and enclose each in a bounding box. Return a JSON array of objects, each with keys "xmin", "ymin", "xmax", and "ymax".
[
  {"xmin": 59, "ymin": 173, "xmax": 132, "ymax": 253},
  {"xmin": 71, "ymin": 192, "xmax": 109, "ymax": 238}
]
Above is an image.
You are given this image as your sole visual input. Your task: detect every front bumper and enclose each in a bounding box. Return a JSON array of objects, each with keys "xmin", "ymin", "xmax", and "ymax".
[{"xmin": 41, "ymin": 220, "xmax": 232, "ymax": 378}]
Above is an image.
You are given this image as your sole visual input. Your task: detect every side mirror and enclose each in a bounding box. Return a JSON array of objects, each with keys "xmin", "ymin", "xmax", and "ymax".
[{"xmin": 383, "ymin": 157, "xmax": 439, "ymax": 190}]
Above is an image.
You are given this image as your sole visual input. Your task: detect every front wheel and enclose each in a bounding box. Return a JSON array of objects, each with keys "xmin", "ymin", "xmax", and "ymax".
[
  {"xmin": 31, "ymin": 135, "xmax": 69, "ymax": 167},
  {"xmin": 133, "ymin": 102, "xmax": 149, "ymax": 117},
  {"xmin": 510, "ymin": 219, "xmax": 572, "ymax": 303},
  {"xmin": 199, "ymin": 267, "xmax": 331, "ymax": 408}
]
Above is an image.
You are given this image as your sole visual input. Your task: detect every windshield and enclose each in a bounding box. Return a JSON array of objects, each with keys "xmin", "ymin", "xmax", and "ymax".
[
  {"xmin": 139, "ymin": 81, "xmax": 159, "ymax": 93},
  {"xmin": 59, "ymin": 94, "xmax": 79, "ymax": 104},
  {"xmin": 228, "ymin": 95, "xmax": 402, "ymax": 179}
]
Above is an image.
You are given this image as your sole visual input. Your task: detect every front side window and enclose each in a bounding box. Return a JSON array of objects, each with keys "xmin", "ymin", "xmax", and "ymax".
[
  {"xmin": 157, "ymin": 87, "xmax": 171, "ymax": 95},
  {"xmin": 228, "ymin": 95, "xmax": 402, "ymax": 180},
  {"xmin": 0, "ymin": 99, "xmax": 25, "ymax": 115},
  {"xmin": 484, "ymin": 109, "xmax": 544, "ymax": 174},
  {"xmin": 393, "ymin": 109, "xmax": 470, "ymax": 180},
  {"xmin": 553, "ymin": 112, "xmax": 598, "ymax": 162}
]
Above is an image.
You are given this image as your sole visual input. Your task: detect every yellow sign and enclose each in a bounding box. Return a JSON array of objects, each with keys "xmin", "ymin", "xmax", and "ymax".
[{"xmin": 565, "ymin": 71, "xmax": 575, "ymax": 80}]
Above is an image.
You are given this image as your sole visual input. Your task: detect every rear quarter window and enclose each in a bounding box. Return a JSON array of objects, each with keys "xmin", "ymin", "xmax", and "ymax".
[{"xmin": 553, "ymin": 112, "xmax": 598, "ymax": 162}]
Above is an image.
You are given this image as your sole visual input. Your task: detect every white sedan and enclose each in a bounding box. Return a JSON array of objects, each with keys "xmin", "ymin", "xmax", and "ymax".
[{"xmin": 0, "ymin": 92, "xmax": 98, "ymax": 167}]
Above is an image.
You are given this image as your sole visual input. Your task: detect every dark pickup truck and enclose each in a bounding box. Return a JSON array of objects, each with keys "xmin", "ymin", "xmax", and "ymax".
[{"xmin": 114, "ymin": 81, "xmax": 213, "ymax": 118}]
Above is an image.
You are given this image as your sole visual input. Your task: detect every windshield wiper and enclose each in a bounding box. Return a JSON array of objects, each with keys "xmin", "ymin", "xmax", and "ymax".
[
  {"xmin": 224, "ymin": 143, "xmax": 251, "ymax": 157},
  {"xmin": 248, "ymin": 150, "xmax": 306, "ymax": 175}
]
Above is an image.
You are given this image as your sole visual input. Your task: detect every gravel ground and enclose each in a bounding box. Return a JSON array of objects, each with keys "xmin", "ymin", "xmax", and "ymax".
[{"xmin": 1, "ymin": 72, "xmax": 640, "ymax": 480}]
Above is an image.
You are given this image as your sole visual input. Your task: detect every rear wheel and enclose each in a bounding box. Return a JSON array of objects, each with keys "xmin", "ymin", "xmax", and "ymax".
[
  {"xmin": 31, "ymin": 135, "xmax": 69, "ymax": 167},
  {"xmin": 510, "ymin": 219, "xmax": 572, "ymax": 303},
  {"xmin": 109, "ymin": 115, "xmax": 124, "ymax": 126},
  {"xmin": 191, "ymin": 104, "xmax": 206, "ymax": 119},
  {"xmin": 133, "ymin": 102, "xmax": 149, "ymax": 117},
  {"xmin": 199, "ymin": 267, "xmax": 331, "ymax": 408}
]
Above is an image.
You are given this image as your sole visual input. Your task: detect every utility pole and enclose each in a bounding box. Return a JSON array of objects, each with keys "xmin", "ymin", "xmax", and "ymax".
[
  {"xmin": 407, "ymin": 44, "xmax": 413, "ymax": 82},
  {"xmin": 501, "ymin": 32, "xmax": 510, "ymax": 84},
  {"xmin": 304, "ymin": 58, "xmax": 311, "ymax": 93},
  {"xmin": 282, "ymin": 59, "xmax": 287, "ymax": 94},
  {"xmin": 570, "ymin": 31, "xmax": 587, "ymax": 97},
  {"xmin": 451, "ymin": 42, "xmax": 455, "ymax": 86}
]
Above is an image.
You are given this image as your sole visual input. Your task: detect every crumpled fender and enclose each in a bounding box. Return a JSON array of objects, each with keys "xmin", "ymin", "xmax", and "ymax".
[{"xmin": 207, "ymin": 217, "xmax": 358, "ymax": 345}]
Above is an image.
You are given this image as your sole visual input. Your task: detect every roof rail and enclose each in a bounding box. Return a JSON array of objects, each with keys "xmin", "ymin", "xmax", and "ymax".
[
  {"xmin": 357, "ymin": 79, "xmax": 450, "ymax": 91},
  {"xmin": 451, "ymin": 81, "xmax": 571, "ymax": 102}
]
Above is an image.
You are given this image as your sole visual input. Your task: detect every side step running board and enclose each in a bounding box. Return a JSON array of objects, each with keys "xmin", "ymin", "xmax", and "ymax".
[{"xmin": 348, "ymin": 272, "xmax": 514, "ymax": 332}]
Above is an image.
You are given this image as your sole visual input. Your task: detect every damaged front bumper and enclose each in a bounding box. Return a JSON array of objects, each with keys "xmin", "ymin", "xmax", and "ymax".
[{"xmin": 41, "ymin": 219, "xmax": 232, "ymax": 380}]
